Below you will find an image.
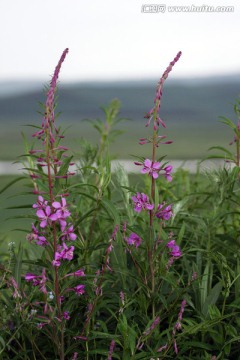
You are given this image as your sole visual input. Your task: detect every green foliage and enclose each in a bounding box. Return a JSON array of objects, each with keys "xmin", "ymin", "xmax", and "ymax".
[{"xmin": 1, "ymin": 57, "xmax": 240, "ymax": 359}]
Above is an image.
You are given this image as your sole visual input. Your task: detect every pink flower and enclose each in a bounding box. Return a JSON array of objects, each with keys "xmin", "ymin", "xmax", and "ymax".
[
  {"xmin": 62, "ymin": 243, "xmax": 74, "ymax": 260},
  {"xmin": 155, "ymin": 203, "xmax": 173, "ymax": 220},
  {"xmin": 26, "ymin": 224, "xmax": 39, "ymax": 242},
  {"xmin": 63, "ymin": 311, "xmax": 70, "ymax": 320},
  {"xmin": 163, "ymin": 165, "xmax": 173, "ymax": 182},
  {"xmin": 178, "ymin": 299, "xmax": 187, "ymax": 322},
  {"xmin": 173, "ymin": 340, "xmax": 178, "ymax": 354},
  {"xmin": 39, "ymin": 268, "xmax": 47, "ymax": 294},
  {"xmin": 52, "ymin": 197, "xmax": 71, "ymax": 219},
  {"xmin": 108, "ymin": 340, "xmax": 116, "ymax": 360},
  {"xmin": 25, "ymin": 273, "xmax": 39, "ymax": 282},
  {"xmin": 52, "ymin": 243, "xmax": 75, "ymax": 266},
  {"xmin": 65, "ymin": 268, "xmax": 85, "ymax": 278},
  {"xmin": 25, "ymin": 268, "xmax": 47, "ymax": 294},
  {"xmin": 126, "ymin": 233, "xmax": 142, "ymax": 248},
  {"xmin": 132, "ymin": 192, "xmax": 154, "ymax": 213},
  {"xmin": 166, "ymin": 240, "xmax": 181, "ymax": 257},
  {"xmin": 26, "ymin": 224, "xmax": 49, "ymax": 246},
  {"xmin": 141, "ymin": 159, "xmax": 161, "ymax": 179},
  {"xmin": 36, "ymin": 206, "xmax": 58, "ymax": 228},
  {"xmin": 61, "ymin": 224, "xmax": 77, "ymax": 241},
  {"xmin": 74, "ymin": 284, "xmax": 85, "ymax": 295},
  {"xmin": 73, "ymin": 269, "xmax": 85, "ymax": 277},
  {"xmin": 143, "ymin": 316, "xmax": 160, "ymax": 336},
  {"xmin": 36, "ymin": 236, "xmax": 49, "ymax": 247},
  {"xmin": 74, "ymin": 270, "xmax": 86, "ymax": 278},
  {"xmin": 33, "ymin": 196, "xmax": 48, "ymax": 210}
]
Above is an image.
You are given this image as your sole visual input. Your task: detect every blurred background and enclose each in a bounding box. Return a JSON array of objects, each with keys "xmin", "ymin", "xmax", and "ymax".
[
  {"xmin": 0, "ymin": 0, "xmax": 239, "ymax": 243},
  {"xmin": 0, "ymin": 0, "xmax": 239, "ymax": 162}
]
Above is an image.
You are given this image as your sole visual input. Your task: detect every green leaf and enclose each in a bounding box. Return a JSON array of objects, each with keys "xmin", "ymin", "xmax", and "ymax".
[
  {"xmin": 208, "ymin": 146, "xmax": 234, "ymax": 157},
  {"xmin": 0, "ymin": 337, "xmax": 5, "ymax": 350},
  {"xmin": 68, "ymin": 183, "xmax": 98, "ymax": 192},
  {"xmin": 57, "ymin": 156, "xmax": 73, "ymax": 176},
  {"xmin": 101, "ymin": 199, "xmax": 120, "ymax": 225},
  {"xmin": 219, "ymin": 116, "xmax": 236, "ymax": 129},
  {"xmin": 6, "ymin": 204, "xmax": 34, "ymax": 210},
  {"xmin": 14, "ymin": 243, "xmax": 23, "ymax": 287},
  {"xmin": 74, "ymin": 207, "xmax": 98, "ymax": 227},
  {"xmin": 0, "ymin": 176, "xmax": 26, "ymax": 195},
  {"xmin": 203, "ymin": 154, "xmax": 234, "ymax": 161}
]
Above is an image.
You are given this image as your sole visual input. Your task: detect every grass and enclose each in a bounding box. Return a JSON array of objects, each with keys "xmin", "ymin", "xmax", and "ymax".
[{"xmin": 0, "ymin": 119, "xmax": 232, "ymax": 160}]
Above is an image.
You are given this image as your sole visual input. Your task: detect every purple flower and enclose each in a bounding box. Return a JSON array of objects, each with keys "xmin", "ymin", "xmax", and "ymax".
[
  {"xmin": 33, "ymin": 196, "xmax": 48, "ymax": 210},
  {"xmin": 62, "ymin": 243, "xmax": 74, "ymax": 260},
  {"xmin": 36, "ymin": 206, "xmax": 58, "ymax": 228},
  {"xmin": 108, "ymin": 340, "xmax": 116, "ymax": 360},
  {"xmin": 166, "ymin": 240, "xmax": 181, "ymax": 257},
  {"xmin": 132, "ymin": 192, "xmax": 154, "ymax": 213},
  {"xmin": 143, "ymin": 316, "xmax": 160, "ymax": 336},
  {"xmin": 74, "ymin": 284, "xmax": 85, "ymax": 295},
  {"xmin": 163, "ymin": 165, "xmax": 173, "ymax": 182},
  {"xmin": 25, "ymin": 268, "xmax": 47, "ymax": 294},
  {"xmin": 63, "ymin": 311, "xmax": 70, "ymax": 320},
  {"xmin": 36, "ymin": 236, "xmax": 49, "ymax": 247},
  {"xmin": 140, "ymin": 159, "xmax": 161, "ymax": 179},
  {"xmin": 52, "ymin": 197, "xmax": 71, "ymax": 219},
  {"xmin": 75, "ymin": 269, "xmax": 85, "ymax": 276},
  {"xmin": 65, "ymin": 268, "xmax": 85, "ymax": 278},
  {"xmin": 26, "ymin": 224, "xmax": 49, "ymax": 246},
  {"xmin": 72, "ymin": 352, "xmax": 78, "ymax": 360},
  {"xmin": 25, "ymin": 273, "xmax": 39, "ymax": 282},
  {"xmin": 155, "ymin": 203, "xmax": 173, "ymax": 220},
  {"xmin": 173, "ymin": 340, "xmax": 178, "ymax": 354},
  {"xmin": 52, "ymin": 253, "xmax": 62, "ymax": 267},
  {"xmin": 52, "ymin": 243, "xmax": 75, "ymax": 266},
  {"xmin": 26, "ymin": 224, "xmax": 39, "ymax": 242},
  {"xmin": 126, "ymin": 233, "xmax": 142, "ymax": 248},
  {"xmin": 178, "ymin": 299, "xmax": 187, "ymax": 322},
  {"xmin": 61, "ymin": 224, "xmax": 77, "ymax": 241}
]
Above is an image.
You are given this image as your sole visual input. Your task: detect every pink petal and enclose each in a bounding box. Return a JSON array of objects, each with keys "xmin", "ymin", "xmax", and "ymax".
[
  {"xmin": 52, "ymin": 201, "xmax": 61, "ymax": 209},
  {"xmin": 45, "ymin": 206, "xmax": 51, "ymax": 216},
  {"xmin": 144, "ymin": 159, "xmax": 152, "ymax": 168},
  {"xmin": 153, "ymin": 162, "xmax": 161, "ymax": 170},
  {"xmin": 61, "ymin": 198, "xmax": 67, "ymax": 207},
  {"xmin": 36, "ymin": 209, "xmax": 45, "ymax": 218},
  {"xmin": 49, "ymin": 213, "xmax": 58, "ymax": 221},
  {"xmin": 69, "ymin": 233, "xmax": 77, "ymax": 241}
]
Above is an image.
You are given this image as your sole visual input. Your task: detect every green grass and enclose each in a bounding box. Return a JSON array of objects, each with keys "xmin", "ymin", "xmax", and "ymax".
[
  {"xmin": 0, "ymin": 175, "xmax": 34, "ymax": 251},
  {"xmin": 0, "ymin": 120, "xmax": 232, "ymax": 160}
]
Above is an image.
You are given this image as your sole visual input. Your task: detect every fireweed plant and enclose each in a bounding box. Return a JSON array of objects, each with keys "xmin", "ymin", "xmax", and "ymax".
[
  {"xmin": 0, "ymin": 49, "xmax": 192, "ymax": 359},
  {"xmin": 3, "ymin": 49, "xmax": 240, "ymax": 359}
]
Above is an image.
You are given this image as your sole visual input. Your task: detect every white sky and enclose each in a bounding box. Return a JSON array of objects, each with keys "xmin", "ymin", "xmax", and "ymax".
[{"xmin": 1, "ymin": 0, "xmax": 240, "ymax": 81}]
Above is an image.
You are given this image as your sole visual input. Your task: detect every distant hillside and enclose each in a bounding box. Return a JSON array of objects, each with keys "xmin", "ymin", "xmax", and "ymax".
[
  {"xmin": 0, "ymin": 77, "xmax": 239, "ymax": 160},
  {"xmin": 0, "ymin": 77, "xmax": 239, "ymax": 126}
]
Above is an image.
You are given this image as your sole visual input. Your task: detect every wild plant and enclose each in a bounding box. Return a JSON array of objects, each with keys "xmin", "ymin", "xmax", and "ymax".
[{"xmin": 2, "ymin": 48, "xmax": 240, "ymax": 359}]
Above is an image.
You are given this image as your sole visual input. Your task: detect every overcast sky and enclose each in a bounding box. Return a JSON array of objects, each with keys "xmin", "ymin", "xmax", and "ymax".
[{"xmin": 1, "ymin": 0, "xmax": 240, "ymax": 82}]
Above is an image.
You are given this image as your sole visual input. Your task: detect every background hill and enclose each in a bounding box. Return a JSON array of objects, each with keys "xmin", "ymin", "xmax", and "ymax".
[{"xmin": 0, "ymin": 76, "xmax": 239, "ymax": 160}]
